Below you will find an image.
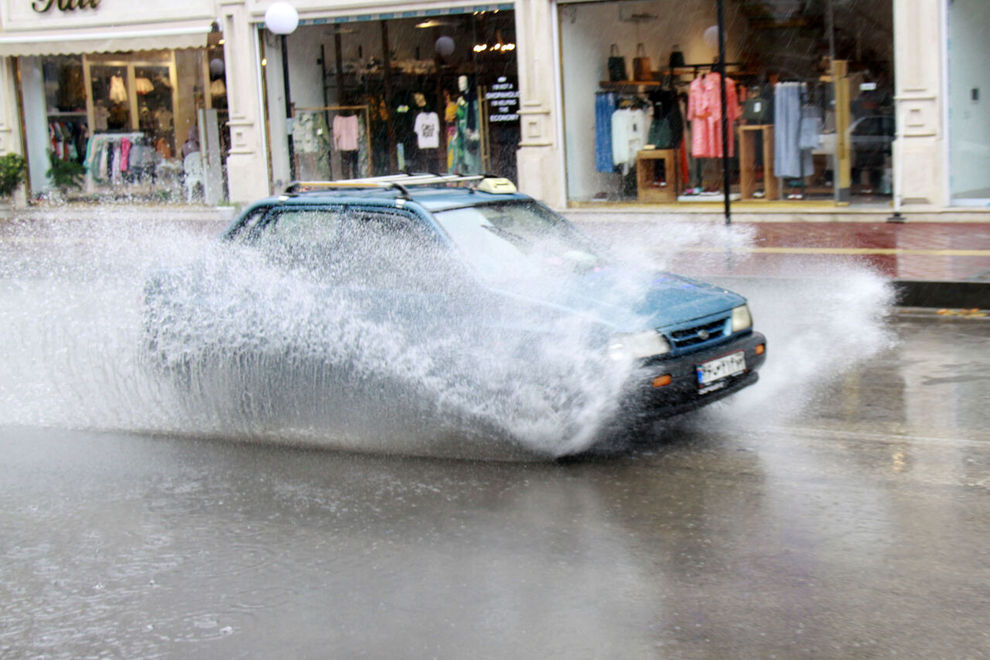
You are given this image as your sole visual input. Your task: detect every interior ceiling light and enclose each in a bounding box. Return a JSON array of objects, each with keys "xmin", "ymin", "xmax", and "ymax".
[{"xmin": 415, "ymin": 19, "xmax": 450, "ymax": 29}]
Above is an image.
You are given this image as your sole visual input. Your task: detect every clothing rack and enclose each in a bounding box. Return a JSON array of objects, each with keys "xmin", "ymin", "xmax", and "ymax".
[
  {"xmin": 84, "ymin": 131, "xmax": 149, "ymax": 192},
  {"xmin": 667, "ymin": 62, "xmax": 743, "ymax": 76},
  {"xmin": 293, "ymin": 104, "xmax": 373, "ymax": 178}
]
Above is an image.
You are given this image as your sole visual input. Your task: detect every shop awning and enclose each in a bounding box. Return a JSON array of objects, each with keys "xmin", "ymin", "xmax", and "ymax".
[{"xmin": 0, "ymin": 20, "xmax": 212, "ymax": 57}]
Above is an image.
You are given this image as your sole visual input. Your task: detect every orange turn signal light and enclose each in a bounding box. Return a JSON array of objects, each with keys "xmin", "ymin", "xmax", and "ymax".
[
  {"xmin": 652, "ymin": 374, "xmax": 673, "ymax": 388},
  {"xmin": 755, "ymin": 344, "xmax": 765, "ymax": 355}
]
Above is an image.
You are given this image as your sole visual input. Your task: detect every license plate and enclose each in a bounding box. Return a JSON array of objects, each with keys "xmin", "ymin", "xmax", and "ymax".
[{"xmin": 697, "ymin": 351, "xmax": 746, "ymax": 386}]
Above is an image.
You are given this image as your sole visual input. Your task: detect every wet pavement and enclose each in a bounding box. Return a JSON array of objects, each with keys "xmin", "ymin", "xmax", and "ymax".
[{"xmin": 2, "ymin": 314, "xmax": 989, "ymax": 659}]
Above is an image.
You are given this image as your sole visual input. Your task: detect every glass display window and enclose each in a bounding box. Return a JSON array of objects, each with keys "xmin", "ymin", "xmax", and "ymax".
[
  {"xmin": 557, "ymin": 0, "xmax": 893, "ymax": 206},
  {"xmin": 269, "ymin": 8, "xmax": 519, "ymax": 183}
]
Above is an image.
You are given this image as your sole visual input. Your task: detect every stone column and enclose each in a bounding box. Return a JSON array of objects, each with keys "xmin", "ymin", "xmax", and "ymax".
[
  {"xmin": 0, "ymin": 57, "xmax": 21, "ymax": 155},
  {"xmin": 220, "ymin": 0, "xmax": 271, "ymax": 204},
  {"xmin": 893, "ymin": 0, "xmax": 944, "ymax": 208},
  {"xmin": 514, "ymin": 0, "xmax": 565, "ymax": 207},
  {"xmin": 0, "ymin": 56, "xmax": 27, "ymax": 206}
]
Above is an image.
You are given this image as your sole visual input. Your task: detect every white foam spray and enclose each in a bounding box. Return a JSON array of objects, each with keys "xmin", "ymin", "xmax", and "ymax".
[{"xmin": 0, "ymin": 211, "xmax": 894, "ymax": 459}]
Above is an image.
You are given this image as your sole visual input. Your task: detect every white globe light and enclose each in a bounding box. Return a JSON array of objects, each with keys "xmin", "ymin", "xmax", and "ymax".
[
  {"xmin": 435, "ymin": 35, "xmax": 455, "ymax": 57},
  {"xmin": 704, "ymin": 25, "xmax": 721, "ymax": 50},
  {"xmin": 265, "ymin": 2, "xmax": 299, "ymax": 35},
  {"xmin": 209, "ymin": 58, "xmax": 225, "ymax": 77}
]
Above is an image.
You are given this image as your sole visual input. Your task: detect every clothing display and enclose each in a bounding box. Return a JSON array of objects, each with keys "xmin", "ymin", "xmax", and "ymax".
[
  {"xmin": 647, "ymin": 86, "xmax": 683, "ymax": 149},
  {"xmin": 414, "ymin": 111, "xmax": 440, "ymax": 149},
  {"xmin": 595, "ymin": 92, "xmax": 617, "ymax": 172},
  {"xmin": 332, "ymin": 114, "xmax": 359, "ymax": 152},
  {"xmin": 135, "ymin": 77, "xmax": 154, "ymax": 95},
  {"xmin": 108, "ymin": 75, "xmax": 127, "ymax": 104},
  {"xmin": 687, "ymin": 72, "xmax": 741, "ymax": 159},
  {"xmin": 293, "ymin": 114, "xmax": 325, "ymax": 153},
  {"xmin": 84, "ymin": 132, "xmax": 153, "ymax": 183},
  {"xmin": 48, "ymin": 119, "xmax": 86, "ymax": 162},
  {"xmin": 290, "ymin": 112, "xmax": 330, "ymax": 179},
  {"xmin": 774, "ymin": 82, "xmax": 812, "ymax": 178},
  {"xmin": 93, "ymin": 104, "xmax": 110, "ymax": 132},
  {"xmin": 611, "ymin": 107, "xmax": 649, "ymax": 173},
  {"xmin": 449, "ymin": 94, "xmax": 481, "ymax": 174}
]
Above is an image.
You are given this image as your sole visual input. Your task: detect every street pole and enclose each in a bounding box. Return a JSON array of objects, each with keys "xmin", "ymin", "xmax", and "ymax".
[
  {"xmin": 281, "ymin": 34, "xmax": 295, "ymax": 181},
  {"xmin": 265, "ymin": 2, "xmax": 299, "ymax": 182},
  {"xmin": 717, "ymin": 0, "xmax": 731, "ymax": 225}
]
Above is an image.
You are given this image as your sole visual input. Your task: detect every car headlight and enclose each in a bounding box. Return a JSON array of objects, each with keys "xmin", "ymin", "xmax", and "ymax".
[
  {"xmin": 607, "ymin": 331, "xmax": 671, "ymax": 361},
  {"xmin": 731, "ymin": 304, "xmax": 753, "ymax": 332}
]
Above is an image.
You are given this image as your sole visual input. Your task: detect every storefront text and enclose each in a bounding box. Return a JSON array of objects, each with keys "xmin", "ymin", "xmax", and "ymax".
[{"xmin": 32, "ymin": 0, "xmax": 100, "ymax": 13}]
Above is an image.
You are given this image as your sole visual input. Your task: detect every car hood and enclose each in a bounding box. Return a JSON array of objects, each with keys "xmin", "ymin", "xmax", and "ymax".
[{"xmin": 491, "ymin": 266, "xmax": 745, "ymax": 332}]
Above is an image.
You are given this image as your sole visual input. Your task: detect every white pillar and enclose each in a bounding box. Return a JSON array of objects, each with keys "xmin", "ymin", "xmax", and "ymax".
[
  {"xmin": 261, "ymin": 29, "xmax": 291, "ymax": 190},
  {"xmin": 514, "ymin": 0, "xmax": 565, "ymax": 207},
  {"xmin": 0, "ymin": 57, "xmax": 20, "ymax": 155},
  {"xmin": 220, "ymin": 0, "xmax": 271, "ymax": 204},
  {"xmin": 893, "ymin": 0, "xmax": 944, "ymax": 208},
  {"xmin": 0, "ymin": 56, "xmax": 27, "ymax": 206}
]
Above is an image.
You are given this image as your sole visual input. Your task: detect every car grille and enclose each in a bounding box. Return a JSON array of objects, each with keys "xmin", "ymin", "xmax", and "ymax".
[{"xmin": 667, "ymin": 317, "xmax": 728, "ymax": 349}]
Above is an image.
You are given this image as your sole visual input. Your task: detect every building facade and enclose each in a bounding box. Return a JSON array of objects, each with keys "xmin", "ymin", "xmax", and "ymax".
[{"xmin": 0, "ymin": 1, "xmax": 984, "ymax": 216}]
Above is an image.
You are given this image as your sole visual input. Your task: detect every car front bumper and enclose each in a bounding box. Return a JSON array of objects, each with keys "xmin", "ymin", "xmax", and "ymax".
[{"xmin": 622, "ymin": 331, "xmax": 767, "ymax": 421}]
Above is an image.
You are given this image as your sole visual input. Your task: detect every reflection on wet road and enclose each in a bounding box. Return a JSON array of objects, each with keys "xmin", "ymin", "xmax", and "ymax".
[{"xmin": 1, "ymin": 315, "xmax": 988, "ymax": 658}]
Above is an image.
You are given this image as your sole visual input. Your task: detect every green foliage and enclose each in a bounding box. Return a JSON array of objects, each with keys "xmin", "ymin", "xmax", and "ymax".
[
  {"xmin": 46, "ymin": 151, "xmax": 85, "ymax": 191},
  {"xmin": 0, "ymin": 152, "xmax": 26, "ymax": 198}
]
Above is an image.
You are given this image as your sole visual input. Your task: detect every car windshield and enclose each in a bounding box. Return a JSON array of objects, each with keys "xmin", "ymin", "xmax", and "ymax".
[{"xmin": 433, "ymin": 201, "xmax": 605, "ymax": 283}]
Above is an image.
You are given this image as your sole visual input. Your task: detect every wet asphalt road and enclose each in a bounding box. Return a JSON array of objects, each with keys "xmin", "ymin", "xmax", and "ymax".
[{"xmin": 1, "ymin": 314, "xmax": 989, "ymax": 659}]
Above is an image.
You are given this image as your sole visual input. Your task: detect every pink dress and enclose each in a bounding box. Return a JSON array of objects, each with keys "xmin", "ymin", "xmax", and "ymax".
[
  {"xmin": 687, "ymin": 76, "xmax": 709, "ymax": 158},
  {"xmin": 702, "ymin": 73, "xmax": 741, "ymax": 158}
]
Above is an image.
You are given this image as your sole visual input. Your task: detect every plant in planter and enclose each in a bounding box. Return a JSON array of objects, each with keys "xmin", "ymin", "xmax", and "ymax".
[
  {"xmin": 47, "ymin": 152, "xmax": 86, "ymax": 193},
  {"xmin": 0, "ymin": 153, "xmax": 26, "ymax": 198}
]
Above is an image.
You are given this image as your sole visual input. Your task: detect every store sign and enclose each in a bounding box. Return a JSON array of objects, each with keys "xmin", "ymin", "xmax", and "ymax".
[
  {"xmin": 32, "ymin": 0, "xmax": 101, "ymax": 13},
  {"xmin": 486, "ymin": 76, "xmax": 519, "ymax": 123}
]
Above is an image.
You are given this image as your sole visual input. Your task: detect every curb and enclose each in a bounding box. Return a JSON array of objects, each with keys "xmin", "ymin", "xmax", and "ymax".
[
  {"xmin": 894, "ymin": 280, "xmax": 990, "ymax": 311},
  {"xmin": 709, "ymin": 275, "xmax": 989, "ymax": 311}
]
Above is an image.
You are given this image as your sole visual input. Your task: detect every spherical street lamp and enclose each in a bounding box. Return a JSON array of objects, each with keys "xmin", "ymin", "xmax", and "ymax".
[{"xmin": 264, "ymin": 1, "xmax": 299, "ymax": 35}]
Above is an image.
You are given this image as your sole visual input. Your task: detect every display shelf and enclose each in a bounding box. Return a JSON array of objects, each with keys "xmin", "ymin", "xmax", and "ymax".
[{"xmin": 636, "ymin": 148, "xmax": 677, "ymax": 202}]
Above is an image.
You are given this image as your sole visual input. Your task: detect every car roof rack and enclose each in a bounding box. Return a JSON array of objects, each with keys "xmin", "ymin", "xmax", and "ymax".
[{"xmin": 282, "ymin": 173, "xmax": 515, "ymax": 197}]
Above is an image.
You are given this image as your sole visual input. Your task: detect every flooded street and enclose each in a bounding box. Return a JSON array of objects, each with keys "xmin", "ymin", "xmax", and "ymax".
[
  {"xmin": 2, "ymin": 314, "xmax": 988, "ymax": 658},
  {"xmin": 1, "ymin": 214, "xmax": 987, "ymax": 657}
]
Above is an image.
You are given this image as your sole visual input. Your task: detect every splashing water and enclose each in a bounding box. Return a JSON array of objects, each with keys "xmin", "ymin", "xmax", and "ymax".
[
  {"xmin": 0, "ymin": 211, "xmax": 894, "ymax": 459},
  {"xmin": 575, "ymin": 214, "xmax": 897, "ymax": 427}
]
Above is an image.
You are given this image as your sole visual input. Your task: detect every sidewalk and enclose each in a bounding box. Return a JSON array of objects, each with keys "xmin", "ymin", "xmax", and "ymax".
[{"xmin": 567, "ymin": 209, "xmax": 990, "ymax": 309}]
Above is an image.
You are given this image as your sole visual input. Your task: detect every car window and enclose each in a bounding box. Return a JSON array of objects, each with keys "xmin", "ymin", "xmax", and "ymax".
[
  {"xmin": 255, "ymin": 206, "xmax": 345, "ymax": 270},
  {"xmin": 226, "ymin": 205, "xmax": 271, "ymax": 242},
  {"xmin": 433, "ymin": 201, "xmax": 604, "ymax": 283},
  {"xmin": 332, "ymin": 209, "xmax": 451, "ymax": 289}
]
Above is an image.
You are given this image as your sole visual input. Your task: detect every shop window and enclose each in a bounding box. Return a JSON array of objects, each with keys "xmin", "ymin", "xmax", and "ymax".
[
  {"xmin": 558, "ymin": 0, "xmax": 893, "ymax": 206},
  {"xmin": 25, "ymin": 45, "xmax": 231, "ymax": 203},
  {"xmin": 269, "ymin": 9, "xmax": 519, "ymax": 184}
]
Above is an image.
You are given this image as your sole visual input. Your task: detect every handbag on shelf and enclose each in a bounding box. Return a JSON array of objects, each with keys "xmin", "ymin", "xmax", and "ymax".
[
  {"xmin": 633, "ymin": 43, "xmax": 653, "ymax": 81},
  {"xmin": 669, "ymin": 46, "xmax": 685, "ymax": 69},
  {"xmin": 607, "ymin": 44, "xmax": 628, "ymax": 82}
]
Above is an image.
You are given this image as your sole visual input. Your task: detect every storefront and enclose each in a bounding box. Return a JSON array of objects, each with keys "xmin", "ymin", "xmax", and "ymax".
[
  {"xmin": 556, "ymin": 0, "xmax": 895, "ymax": 207},
  {"xmin": 0, "ymin": 0, "xmax": 228, "ymax": 203},
  {"xmin": 257, "ymin": 3, "xmax": 520, "ymax": 191},
  {"xmin": 946, "ymin": 0, "xmax": 990, "ymax": 206}
]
